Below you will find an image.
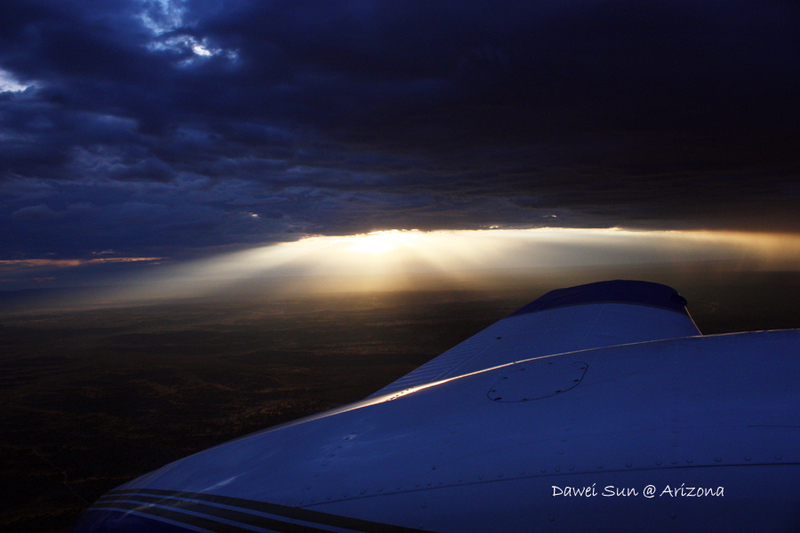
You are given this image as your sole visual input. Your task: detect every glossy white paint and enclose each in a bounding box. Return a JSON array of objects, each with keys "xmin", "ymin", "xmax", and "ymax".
[
  {"xmin": 75, "ymin": 281, "xmax": 800, "ymax": 532},
  {"xmin": 374, "ymin": 301, "xmax": 701, "ymax": 396}
]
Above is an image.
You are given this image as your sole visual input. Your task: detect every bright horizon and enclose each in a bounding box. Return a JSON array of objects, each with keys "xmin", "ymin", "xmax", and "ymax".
[{"xmin": 58, "ymin": 227, "xmax": 799, "ymax": 306}]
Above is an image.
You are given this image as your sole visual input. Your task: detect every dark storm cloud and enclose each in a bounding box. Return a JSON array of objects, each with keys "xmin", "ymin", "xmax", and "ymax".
[{"xmin": 1, "ymin": 0, "xmax": 799, "ymax": 260}]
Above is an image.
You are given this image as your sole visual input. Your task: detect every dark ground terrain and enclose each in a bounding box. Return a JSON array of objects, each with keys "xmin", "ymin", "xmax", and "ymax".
[{"xmin": 2, "ymin": 269, "xmax": 799, "ymax": 532}]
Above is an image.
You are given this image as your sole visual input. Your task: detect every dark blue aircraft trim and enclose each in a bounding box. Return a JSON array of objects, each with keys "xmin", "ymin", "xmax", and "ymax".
[
  {"xmin": 90, "ymin": 499, "xmax": 329, "ymax": 532},
  {"xmin": 87, "ymin": 501, "xmax": 263, "ymax": 532},
  {"xmin": 74, "ymin": 508, "xmax": 210, "ymax": 533},
  {"xmin": 86, "ymin": 489, "xmax": 432, "ymax": 533},
  {"xmin": 510, "ymin": 279, "xmax": 690, "ymax": 317}
]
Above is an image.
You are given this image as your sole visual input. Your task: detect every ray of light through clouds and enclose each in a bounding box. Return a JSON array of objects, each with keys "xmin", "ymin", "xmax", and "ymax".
[
  {"xmin": 81, "ymin": 228, "xmax": 800, "ymax": 306},
  {"xmin": 1, "ymin": 0, "xmax": 799, "ymax": 305},
  {"xmin": 2, "ymin": 4, "xmax": 800, "ymax": 529}
]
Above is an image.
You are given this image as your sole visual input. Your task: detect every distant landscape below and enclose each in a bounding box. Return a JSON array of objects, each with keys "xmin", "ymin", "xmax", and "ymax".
[{"xmin": 2, "ymin": 268, "xmax": 800, "ymax": 532}]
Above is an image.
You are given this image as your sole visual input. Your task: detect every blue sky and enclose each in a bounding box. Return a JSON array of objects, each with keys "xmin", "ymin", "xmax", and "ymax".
[{"xmin": 1, "ymin": 1, "xmax": 799, "ymax": 286}]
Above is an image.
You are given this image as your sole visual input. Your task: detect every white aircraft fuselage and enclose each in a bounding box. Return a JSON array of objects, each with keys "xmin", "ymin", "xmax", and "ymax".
[{"xmin": 74, "ymin": 280, "xmax": 800, "ymax": 532}]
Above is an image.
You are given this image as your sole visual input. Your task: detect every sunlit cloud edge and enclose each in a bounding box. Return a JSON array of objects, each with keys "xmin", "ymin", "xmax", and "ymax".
[{"xmin": 68, "ymin": 227, "xmax": 800, "ymax": 307}]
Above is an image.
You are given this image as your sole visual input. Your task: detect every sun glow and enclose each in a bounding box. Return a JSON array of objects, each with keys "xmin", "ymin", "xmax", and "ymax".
[
  {"xmin": 86, "ymin": 228, "xmax": 800, "ymax": 306},
  {"xmin": 343, "ymin": 230, "xmax": 422, "ymax": 255}
]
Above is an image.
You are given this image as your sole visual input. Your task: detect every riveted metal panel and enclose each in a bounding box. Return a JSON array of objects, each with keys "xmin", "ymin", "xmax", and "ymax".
[{"xmin": 487, "ymin": 358, "xmax": 588, "ymax": 402}]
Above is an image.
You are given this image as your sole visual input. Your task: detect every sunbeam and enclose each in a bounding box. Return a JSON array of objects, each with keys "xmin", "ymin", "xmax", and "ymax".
[{"xmin": 79, "ymin": 228, "xmax": 800, "ymax": 307}]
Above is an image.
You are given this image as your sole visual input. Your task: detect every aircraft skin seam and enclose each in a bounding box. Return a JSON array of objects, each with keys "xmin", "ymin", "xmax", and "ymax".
[
  {"xmin": 393, "ymin": 301, "xmax": 699, "ymax": 390},
  {"xmin": 487, "ymin": 360, "xmax": 589, "ymax": 402},
  {"xmin": 371, "ymin": 317, "xmax": 520, "ymax": 395},
  {"xmin": 437, "ymin": 317, "xmax": 527, "ymax": 381},
  {"xmin": 71, "ymin": 282, "xmax": 800, "ymax": 532},
  {"xmin": 579, "ymin": 305, "xmax": 604, "ymax": 351}
]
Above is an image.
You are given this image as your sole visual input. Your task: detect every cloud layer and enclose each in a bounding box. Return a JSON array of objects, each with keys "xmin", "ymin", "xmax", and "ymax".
[{"xmin": 2, "ymin": 0, "xmax": 799, "ymax": 260}]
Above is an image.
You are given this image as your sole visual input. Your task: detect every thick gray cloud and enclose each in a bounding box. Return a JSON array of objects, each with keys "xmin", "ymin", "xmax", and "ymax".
[{"xmin": 1, "ymin": 0, "xmax": 799, "ymax": 260}]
